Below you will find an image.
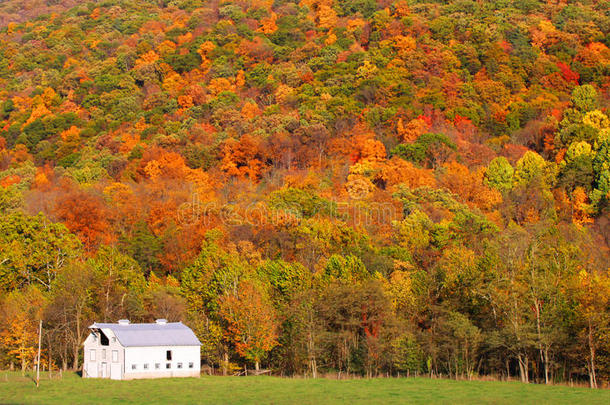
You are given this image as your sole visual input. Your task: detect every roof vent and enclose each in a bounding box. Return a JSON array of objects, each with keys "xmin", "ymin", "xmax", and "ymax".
[
  {"xmin": 156, "ymin": 319, "xmax": 168, "ymax": 325},
  {"xmin": 118, "ymin": 319, "xmax": 130, "ymax": 325}
]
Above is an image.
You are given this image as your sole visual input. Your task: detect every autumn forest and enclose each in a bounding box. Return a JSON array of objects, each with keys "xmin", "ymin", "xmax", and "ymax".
[{"xmin": 0, "ymin": 0, "xmax": 609, "ymax": 388}]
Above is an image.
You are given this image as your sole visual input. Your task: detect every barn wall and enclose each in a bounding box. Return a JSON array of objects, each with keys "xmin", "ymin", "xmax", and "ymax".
[
  {"xmin": 123, "ymin": 345, "xmax": 200, "ymax": 379},
  {"xmin": 83, "ymin": 329, "xmax": 125, "ymax": 379}
]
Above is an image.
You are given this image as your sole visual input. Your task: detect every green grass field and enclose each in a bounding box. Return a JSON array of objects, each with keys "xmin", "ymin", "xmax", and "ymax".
[{"xmin": 0, "ymin": 372, "xmax": 608, "ymax": 405}]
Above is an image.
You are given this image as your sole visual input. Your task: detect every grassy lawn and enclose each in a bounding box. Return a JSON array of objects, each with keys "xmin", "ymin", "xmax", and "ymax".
[{"xmin": 0, "ymin": 372, "xmax": 608, "ymax": 405}]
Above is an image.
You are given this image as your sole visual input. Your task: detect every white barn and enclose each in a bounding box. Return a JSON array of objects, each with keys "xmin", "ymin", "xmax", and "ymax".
[{"xmin": 83, "ymin": 319, "xmax": 201, "ymax": 380}]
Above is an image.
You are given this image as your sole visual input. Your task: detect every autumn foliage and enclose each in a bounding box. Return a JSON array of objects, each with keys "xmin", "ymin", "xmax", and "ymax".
[{"xmin": 0, "ymin": 0, "xmax": 609, "ymax": 385}]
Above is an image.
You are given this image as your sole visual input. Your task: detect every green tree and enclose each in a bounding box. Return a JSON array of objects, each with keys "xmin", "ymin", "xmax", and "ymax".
[
  {"xmin": 485, "ymin": 157, "xmax": 514, "ymax": 192},
  {"xmin": 45, "ymin": 260, "xmax": 95, "ymax": 370},
  {"xmin": 257, "ymin": 259, "xmax": 310, "ymax": 299},
  {"xmin": 89, "ymin": 246, "xmax": 146, "ymax": 322},
  {"xmin": 392, "ymin": 133, "xmax": 457, "ymax": 168},
  {"xmin": 571, "ymin": 85, "xmax": 598, "ymax": 112},
  {"xmin": 0, "ymin": 212, "xmax": 81, "ymax": 291},
  {"xmin": 119, "ymin": 221, "xmax": 162, "ymax": 274},
  {"xmin": 391, "ymin": 333, "xmax": 424, "ymax": 375},
  {"xmin": 558, "ymin": 141, "xmax": 595, "ymax": 192},
  {"xmin": 318, "ymin": 254, "xmax": 370, "ymax": 285},
  {"xmin": 0, "ymin": 185, "xmax": 22, "ymax": 213},
  {"xmin": 514, "ymin": 151, "xmax": 556, "ymax": 188}
]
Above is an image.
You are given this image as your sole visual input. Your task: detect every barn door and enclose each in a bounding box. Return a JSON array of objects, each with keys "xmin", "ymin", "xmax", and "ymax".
[
  {"xmin": 110, "ymin": 363, "xmax": 122, "ymax": 380},
  {"xmin": 101, "ymin": 362, "xmax": 108, "ymax": 378}
]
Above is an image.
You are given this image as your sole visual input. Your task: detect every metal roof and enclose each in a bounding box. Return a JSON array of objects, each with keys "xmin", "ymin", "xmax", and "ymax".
[{"xmin": 90, "ymin": 322, "xmax": 201, "ymax": 347}]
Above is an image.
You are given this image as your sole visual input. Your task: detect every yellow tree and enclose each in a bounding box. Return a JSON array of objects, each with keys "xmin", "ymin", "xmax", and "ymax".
[
  {"xmin": 0, "ymin": 287, "xmax": 46, "ymax": 373},
  {"xmin": 218, "ymin": 280, "xmax": 279, "ymax": 371},
  {"xmin": 573, "ymin": 268, "xmax": 610, "ymax": 388},
  {"xmin": 0, "ymin": 314, "xmax": 37, "ymax": 372}
]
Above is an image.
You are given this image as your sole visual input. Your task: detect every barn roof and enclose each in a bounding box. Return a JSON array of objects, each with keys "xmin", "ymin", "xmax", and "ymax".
[{"xmin": 90, "ymin": 321, "xmax": 201, "ymax": 347}]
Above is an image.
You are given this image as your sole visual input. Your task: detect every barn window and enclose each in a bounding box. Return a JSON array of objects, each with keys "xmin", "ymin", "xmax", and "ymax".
[
  {"xmin": 90, "ymin": 350, "xmax": 96, "ymax": 361},
  {"xmin": 166, "ymin": 350, "xmax": 172, "ymax": 361},
  {"xmin": 166, "ymin": 363, "xmax": 171, "ymax": 369},
  {"xmin": 144, "ymin": 364, "xmax": 149, "ymax": 370},
  {"xmin": 102, "ymin": 349, "xmax": 106, "ymax": 359},
  {"xmin": 112, "ymin": 351, "xmax": 118, "ymax": 362},
  {"xmin": 177, "ymin": 363, "xmax": 183, "ymax": 369},
  {"xmin": 131, "ymin": 364, "xmax": 137, "ymax": 370},
  {"xmin": 112, "ymin": 337, "xmax": 116, "ymax": 343},
  {"xmin": 99, "ymin": 330, "xmax": 109, "ymax": 346},
  {"xmin": 188, "ymin": 362, "xmax": 194, "ymax": 369},
  {"xmin": 155, "ymin": 363, "xmax": 160, "ymax": 369}
]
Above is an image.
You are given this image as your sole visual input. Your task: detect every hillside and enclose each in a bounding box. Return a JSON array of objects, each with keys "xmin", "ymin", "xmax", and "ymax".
[
  {"xmin": 0, "ymin": 1, "xmax": 79, "ymax": 27},
  {"xmin": 0, "ymin": 0, "xmax": 609, "ymax": 387}
]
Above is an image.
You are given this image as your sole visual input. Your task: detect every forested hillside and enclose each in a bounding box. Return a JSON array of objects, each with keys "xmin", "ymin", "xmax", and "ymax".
[{"xmin": 0, "ymin": 0, "xmax": 609, "ymax": 387}]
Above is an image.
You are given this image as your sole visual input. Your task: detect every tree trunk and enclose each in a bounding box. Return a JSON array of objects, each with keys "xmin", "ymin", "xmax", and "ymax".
[
  {"xmin": 517, "ymin": 353, "xmax": 529, "ymax": 383},
  {"xmin": 73, "ymin": 313, "xmax": 81, "ymax": 370},
  {"xmin": 543, "ymin": 346, "xmax": 550, "ymax": 385},
  {"xmin": 36, "ymin": 320, "xmax": 42, "ymax": 387},
  {"xmin": 72, "ymin": 346, "xmax": 79, "ymax": 370},
  {"xmin": 588, "ymin": 321, "xmax": 597, "ymax": 389},
  {"xmin": 533, "ymin": 298, "xmax": 549, "ymax": 384},
  {"xmin": 255, "ymin": 361, "xmax": 260, "ymax": 372},
  {"xmin": 307, "ymin": 324, "xmax": 317, "ymax": 378},
  {"xmin": 62, "ymin": 344, "xmax": 68, "ymax": 371},
  {"xmin": 222, "ymin": 350, "xmax": 228, "ymax": 376},
  {"xmin": 311, "ymin": 358, "xmax": 317, "ymax": 379}
]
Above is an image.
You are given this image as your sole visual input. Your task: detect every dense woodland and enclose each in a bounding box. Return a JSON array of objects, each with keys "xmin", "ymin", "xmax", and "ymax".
[{"xmin": 0, "ymin": 0, "xmax": 609, "ymax": 387}]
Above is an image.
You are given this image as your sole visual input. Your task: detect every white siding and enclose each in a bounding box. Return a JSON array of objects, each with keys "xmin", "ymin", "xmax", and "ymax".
[
  {"xmin": 83, "ymin": 329, "xmax": 124, "ymax": 379},
  {"xmin": 123, "ymin": 346, "xmax": 200, "ymax": 379}
]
